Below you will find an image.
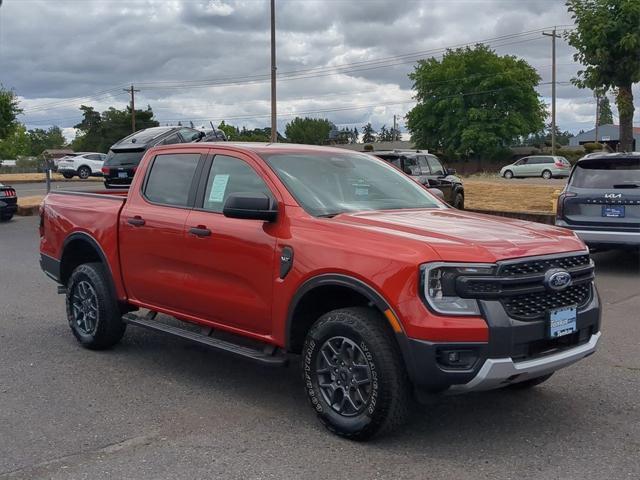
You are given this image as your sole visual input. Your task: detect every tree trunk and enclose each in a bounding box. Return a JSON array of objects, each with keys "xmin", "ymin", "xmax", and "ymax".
[{"xmin": 615, "ymin": 83, "xmax": 635, "ymax": 152}]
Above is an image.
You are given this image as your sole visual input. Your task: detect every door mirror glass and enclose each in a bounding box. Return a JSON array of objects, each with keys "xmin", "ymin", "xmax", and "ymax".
[{"xmin": 223, "ymin": 193, "xmax": 278, "ymax": 221}]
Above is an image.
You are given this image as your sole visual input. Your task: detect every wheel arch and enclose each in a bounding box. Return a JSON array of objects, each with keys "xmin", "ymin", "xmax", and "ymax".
[
  {"xmin": 285, "ymin": 274, "xmax": 404, "ymax": 354},
  {"xmin": 60, "ymin": 233, "xmax": 116, "ymax": 294}
]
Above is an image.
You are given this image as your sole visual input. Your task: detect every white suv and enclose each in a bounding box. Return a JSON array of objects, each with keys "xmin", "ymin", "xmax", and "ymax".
[{"xmin": 57, "ymin": 153, "xmax": 107, "ymax": 179}]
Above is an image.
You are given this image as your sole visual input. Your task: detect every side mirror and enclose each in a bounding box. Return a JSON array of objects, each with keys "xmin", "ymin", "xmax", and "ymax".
[
  {"xmin": 446, "ymin": 168, "xmax": 456, "ymax": 175},
  {"xmin": 192, "ymin": 132, "xmax": 205, "ymax": 142},
  {"xmin": 223, "ymin": 193, "xmax": 278, "ymax": 222}
]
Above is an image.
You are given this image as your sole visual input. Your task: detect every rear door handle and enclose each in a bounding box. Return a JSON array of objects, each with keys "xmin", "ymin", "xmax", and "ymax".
[
  {"xmin": 189, "ymin": 226, "xmax": 211, "ymax": 237},
  {"xmin": 127, "ymin": 216, "xmax": 145, "ymax": 227}
]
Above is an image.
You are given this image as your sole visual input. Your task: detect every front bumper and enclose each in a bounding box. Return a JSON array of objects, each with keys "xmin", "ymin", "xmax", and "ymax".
[
  {"xmin": 449, "ymin": 332, "xmax": 600, "ymax": 393},
  {"xmin": 400, "ymin": 282, "xmax": 601, "ymax": 394}
]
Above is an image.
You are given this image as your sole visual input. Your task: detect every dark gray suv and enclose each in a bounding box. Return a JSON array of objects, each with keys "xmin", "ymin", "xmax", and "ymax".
[
  {"xmin": 556, "ymin": 153, "xmax": 640, "ymax": 248},
  {"xmin": 373, "ymin": 150, "xmax": 465, "ymax": 209}
]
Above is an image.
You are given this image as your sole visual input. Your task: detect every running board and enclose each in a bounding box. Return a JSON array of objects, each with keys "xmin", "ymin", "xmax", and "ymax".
[{"xmin": 122, "ymin": 313, "xmax": 288, "ymax": 366}]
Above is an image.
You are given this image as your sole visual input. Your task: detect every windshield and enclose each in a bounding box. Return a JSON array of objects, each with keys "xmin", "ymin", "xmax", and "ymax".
[
  {"xmin": 104, "ymin": 150, "xmax": 145, "ymax": 166},
  {"xmin": 261, "ymin": 151, "xmax": 442, "ymax": 217},
  {"xmin": 570, "ymin": 158, "xmax": 640, "ymax": 188}
]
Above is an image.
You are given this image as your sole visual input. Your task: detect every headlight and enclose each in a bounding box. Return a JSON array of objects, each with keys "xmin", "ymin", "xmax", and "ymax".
[{"xmin": 421, "ymin": 263, "xmax": 495, "ymax": 316}]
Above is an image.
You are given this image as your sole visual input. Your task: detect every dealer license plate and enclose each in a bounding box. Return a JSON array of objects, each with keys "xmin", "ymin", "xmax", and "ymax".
[
  {"xmin": 118, "ymin": 172, "xmax": 128, "ymax": 179},
  {"xmin": 602, "ymin": 205, "xmax": 625, "ymax": 218},
  {"xmin": 549, "ymin": 305, "xmax": 577, "ymax": 338}
]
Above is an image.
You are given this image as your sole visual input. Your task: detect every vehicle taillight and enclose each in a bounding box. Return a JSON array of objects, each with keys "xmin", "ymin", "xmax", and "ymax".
[
  {"xmin": 555, "ymin": 161, "xmax": 563, "ymax": 167},
  {"xmin": 556, "ymin": 191, "xmax": 576, "ymax": 218},
  {"xmin": 101, "ymin": 167, "xmax": 110, "ymax": 175}
]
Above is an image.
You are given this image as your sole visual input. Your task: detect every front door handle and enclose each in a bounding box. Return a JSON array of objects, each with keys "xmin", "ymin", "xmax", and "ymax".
[
  {"xmin": 127, "ymin": 216, "xmax": 145, "ymax": 227},
  {"xmin": 189, "ymin": 226, "xmax": 211, "ymax": 237}
]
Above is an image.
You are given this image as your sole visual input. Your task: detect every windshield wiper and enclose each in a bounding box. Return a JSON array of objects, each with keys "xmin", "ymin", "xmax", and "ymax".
[{"xmin": 613, "ymin": 183, "xmax": 640, "ymax": 188}]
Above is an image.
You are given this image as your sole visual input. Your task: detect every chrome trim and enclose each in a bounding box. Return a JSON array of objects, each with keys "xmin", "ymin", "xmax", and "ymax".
[{"xmin": 448, "ymin": 332, "xmax": 600, "ymax": 393}]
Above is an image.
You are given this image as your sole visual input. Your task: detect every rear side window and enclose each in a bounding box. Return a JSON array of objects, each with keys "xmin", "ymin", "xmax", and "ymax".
[
  {"xmin": 202, "ymin": 155, "xmax": 273, "ymax": 213},
  {"xmin": 105, "ymin": 150, "xmax": 145, "ymax": 166},
  {"xmin": 144, "ymin": 153, "xmax": 201, "ymax": 207},
  {"xmin": 570, "ymin": 158, "xmax": 640, "ymax": 189}
]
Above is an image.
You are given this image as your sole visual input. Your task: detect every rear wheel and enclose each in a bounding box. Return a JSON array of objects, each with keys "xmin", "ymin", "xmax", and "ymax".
[
  {"xmin": 541, "ymin": 169, "xmax": 552, "ymax": 180},
  {"xmin": 78, "ymin": 166, "xmax": 91, "ymax": 179},
  {"xmin": 62, "ymin": 173, "xmax": 74, "ymax": 179},
  {"xmin": 302, "ymin": 307, "xmax": 411, "ymax": 440},
  {"xmin": 507, "ymin": 373, "xmax": 553, "ymax": 390},
  {"xmin": 503, "ymin": 170, "xmax": 514, "ymax": 179},
  {"xmin": 66, "ymin": 262, "xmax": 126, "ymax": 350},
  {"xmin": 0, "ymin": 213, "xmax": 13, "ymax": 221}
]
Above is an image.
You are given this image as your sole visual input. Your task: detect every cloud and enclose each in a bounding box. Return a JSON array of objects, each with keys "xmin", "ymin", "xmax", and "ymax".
[{"xmin": 0, "ymin": 0, "xmax": 635, "ymax": 139}]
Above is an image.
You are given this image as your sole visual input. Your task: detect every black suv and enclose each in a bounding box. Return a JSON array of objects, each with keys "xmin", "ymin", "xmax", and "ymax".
[
  {"xmin": 373, "ymin": 150, "xmax": 465, "ymax": 209},
  {"xmin": 102, "ymin": 126, "xmax": 205, "ymax": 188},
  {"xmin": 556, "ymin": 153, "xmax": 640, "ymax": 248}
]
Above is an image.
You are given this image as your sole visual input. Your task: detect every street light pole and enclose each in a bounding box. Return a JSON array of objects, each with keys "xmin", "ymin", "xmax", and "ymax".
[
  {"xmin": 542, "ymin": 28, "xmax": 560, "ymax": 156},
  {"xmin": 270, "ymin": 0, "xmax": 277, "ymax": 143}
]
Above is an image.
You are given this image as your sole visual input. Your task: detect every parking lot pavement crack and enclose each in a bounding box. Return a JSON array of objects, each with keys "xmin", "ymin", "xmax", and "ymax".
[{"xmin": 0, "ymin": 432, "xmax": 160, "ymax": 479}]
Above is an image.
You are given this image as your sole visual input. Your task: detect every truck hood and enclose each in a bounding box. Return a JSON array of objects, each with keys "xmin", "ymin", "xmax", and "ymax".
[{"xmin": 332, "ymin": 208, "xmax": 586, "ymax": 263}]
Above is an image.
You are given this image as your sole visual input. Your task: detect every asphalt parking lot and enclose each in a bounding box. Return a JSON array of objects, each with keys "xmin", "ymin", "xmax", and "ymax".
[{"xmin": 1, "ymin": 216, "xmax": 638, "ymax": 480}]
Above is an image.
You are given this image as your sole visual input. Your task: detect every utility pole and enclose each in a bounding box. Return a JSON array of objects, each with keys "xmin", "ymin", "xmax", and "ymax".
[
  {"xmin": 594, "ymin": 94, "xmax": 600, "ymax": 145},
  {"xmin": 393, "ymin": 115, "xmax": 397, "ymax": 141},
  {"xmin": 542, "ymin": 28, "xmax": 560, "ymax": 155},
  {"xmin": 123, "ymin": 85, "xmax": 140, "ymax": 133},
  {"xmin": 270, "ymin": 0, "xmax": 277, "ymax": 143}
]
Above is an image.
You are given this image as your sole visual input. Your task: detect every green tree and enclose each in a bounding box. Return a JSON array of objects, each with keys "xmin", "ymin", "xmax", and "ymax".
[
  {"xmin": 27, "ymin": 126, "xmax": 66, "ymax": 156},
  {"xmin": 0, "ymin": 85, "xmax": 22, "ymax": 140},
  {"xmin": 598, "ymin": 95, "xmax": 614, "ymax": 126},
  {"xmin": 566, "ymin": 0, "xmax": 640, "ymax": 152},
  {"xmin": 362, "ymin": 123, "xmax": 376, "ymax": 143},
  {"xmin": 0, "ymin": 124, "xmax": 29, "ymax": 159},
  {"xmin": 284, "ymin": 117, "xmax": 332, "ymax": 145},
  {"xmin": 218, "ymin": 120, "xmax": 238, "ymax": 140},
  {"xmin": 406, "ymin": 45, "xmax": 546, "ymax": 159}
]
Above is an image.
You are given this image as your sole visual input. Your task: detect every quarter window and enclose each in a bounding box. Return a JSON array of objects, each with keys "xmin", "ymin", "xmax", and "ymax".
[
  {"xmin": 202, "ymin": 155, "xmax": 273, "ymax": 213},
  {"xmin": 144, "ymin": 153, "xmax": 200, "ymax": 207}
]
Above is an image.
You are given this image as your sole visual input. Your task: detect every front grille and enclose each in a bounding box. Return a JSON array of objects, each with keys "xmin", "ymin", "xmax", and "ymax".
[
  {"xmin": 501, "ymin": 283, "xmax": 591, "ymax": 320},
  {"xmin": 500, "ymin": 254, "xmax": 590, "ymax": 276}
]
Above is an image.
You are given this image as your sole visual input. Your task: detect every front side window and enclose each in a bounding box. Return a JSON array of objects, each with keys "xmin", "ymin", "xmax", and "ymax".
[
  {"xmin": 202, "ymin": 155, "xmax": 273, "ymax": 213},
  {"xmin": 144, "ymin": 153, "xmax": 200, "ymax": 207},
  {"xmin": 262, "ymin": 151, "xmax": 442, "ymax": 217},
  {"xmin": 158, "ymin": 133, "xmax": 181, "ymax": 146},
  {"xmin": 426, "ymin": 155, "xmax": 444, "ymax": 175},
  {"xmin": 403, "ymin": 156, "xmax": 420, "ymax": 175},
  {"xmin": 569, "ymin": 158, "xmax": 640, "ymax": 189},
  {"xmin": 179, "ymin": 128, "xmax": 200, "ymax": 142}
]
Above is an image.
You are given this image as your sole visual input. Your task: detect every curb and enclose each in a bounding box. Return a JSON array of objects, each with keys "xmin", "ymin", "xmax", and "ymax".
[
  {"xmin": 466, "ymin": 208, "xmax": 555, "ymax": 225},
  {"xmin": 17, "ymin": 204, "xmax": 40, "ymax": 216}
]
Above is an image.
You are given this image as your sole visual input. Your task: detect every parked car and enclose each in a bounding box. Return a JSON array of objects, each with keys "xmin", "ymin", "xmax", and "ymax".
[
  {"xmin": 40, "ymin": 143, "xmax": 600, "ymax": 440},
  {"xmin": 556, "ymin": 152, "xmax": 640, "ymax": 248},
  {"xmin": 500, "ymin": 156, "xmax": 571, "ymax": 179},
  {"xmin": 101, "ymin": 126, "xmax": 204, "ymax": 188},
  {"xmin": 373, "ymin": 150, "xmax": 465, "ymax": 208},
  {"xmin": 57, "ymin": 152, "xmax": 107, "ymax": 179},
  {"xmin": 0, "ymin": 183, "xmax": 18, "ymax": 221}
]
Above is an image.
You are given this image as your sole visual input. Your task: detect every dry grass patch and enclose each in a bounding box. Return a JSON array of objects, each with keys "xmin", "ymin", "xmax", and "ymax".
[{"xmin": 465, "ymin": 180, "xmax": 561, "ymax": 213}]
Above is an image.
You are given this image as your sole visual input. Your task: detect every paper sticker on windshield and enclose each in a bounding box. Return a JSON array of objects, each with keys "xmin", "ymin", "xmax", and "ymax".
[
  {"xmin": 355, "ymin": 187, "xmax": 369, "ymax": 197},
  {"xmin": 208, "ymin": 174, "xmax": 229, "ymax": 202}
]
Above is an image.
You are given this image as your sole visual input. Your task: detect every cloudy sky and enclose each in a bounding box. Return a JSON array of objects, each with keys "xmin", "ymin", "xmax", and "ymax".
[{"xmin": 1, "ymin": 0, "xmax": 638, "ymax": 141}]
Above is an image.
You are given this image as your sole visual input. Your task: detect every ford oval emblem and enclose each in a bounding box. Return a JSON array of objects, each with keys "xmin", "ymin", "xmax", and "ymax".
[{"xmin": 544, "ymin": 269, "xmax": 572, "ymax": 291}]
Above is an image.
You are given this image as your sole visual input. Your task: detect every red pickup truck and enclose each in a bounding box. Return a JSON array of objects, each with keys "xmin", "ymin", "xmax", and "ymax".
[{"xmin": 39, "ymin": 143, "xmax": 601, "ymax": 439}]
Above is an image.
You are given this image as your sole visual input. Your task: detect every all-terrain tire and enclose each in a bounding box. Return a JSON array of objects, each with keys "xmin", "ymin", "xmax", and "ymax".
[
  {"xmin": 66, "ymin": 262, "xmax": 126, "ymax": 350},
  {"xmin": 302, "ymin": 307, "xmax": 411, "ymax": 440},
  {"xmin": 507, "ymin": 373, "xmax": 553, "ymax": 390},
  {"xmin": 453, "ymin": 192, "xmax": 464, "ymax": 209}
]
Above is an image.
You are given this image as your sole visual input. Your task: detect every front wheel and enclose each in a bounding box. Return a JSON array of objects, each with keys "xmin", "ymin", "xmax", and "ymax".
[
  {"xmin": 66, "ymin": 262, "xmax": 126, "ymax": 350},
  {"xmin": 78, "ymin": 166, "xmax": 91, "ymax": 180},
  {"xmin": 503, "ymin": 170, "xmax": 514, "ymax": 179},
  {"xmin": 453, "ymin": 192, "xmax": 464, "ymax": 209},
  {"xmin": 62, "ymin": 173, "xmax": 74, "ymax": 179},
  {"xmin": 302, "ymin": 307, "xmax": 411, "ymax": 440},
  {"xmin": 541, "ymin": 169, "xmax": 552, "ymax": 180}
]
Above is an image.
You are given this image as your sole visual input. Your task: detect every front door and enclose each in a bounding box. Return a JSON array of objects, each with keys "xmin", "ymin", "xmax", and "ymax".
[
  {"xmin": 423, "ymin": 155, "xmax": 453, "ymax": 202},
  {"xmin": 119, "ymin": 151, "xmax": 204, "ymax": 311},
  {"xmin": 180, "ymin": 152, "xmax": 279, "ymax": 336}
]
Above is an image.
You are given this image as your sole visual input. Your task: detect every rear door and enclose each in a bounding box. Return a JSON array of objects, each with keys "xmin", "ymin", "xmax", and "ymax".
[
  {"xmin": 119, "ymin": 150, "xmax": 206, "ymax": 311},
  {"xmin": 561, "ymin": 157, "xmax": 640, "ymax": 230},
  {"xmin": 180, "ymin": 151, "xmax": 279, "ymax": 335}
]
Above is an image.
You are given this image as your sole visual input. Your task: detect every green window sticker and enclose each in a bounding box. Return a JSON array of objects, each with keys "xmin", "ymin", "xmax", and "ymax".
[{"xmin": 208, "ymin": 174, "xmax": 230, "ymax": 202}]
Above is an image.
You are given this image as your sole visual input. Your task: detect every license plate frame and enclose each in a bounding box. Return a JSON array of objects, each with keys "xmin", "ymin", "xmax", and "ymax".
[
  {"xmin": 548, "ymin": 305, "xmax": 577, "ymax": 339},
  {"xmin": 602, "ymin": 205, "xmax": 625, "ymax": 218}
]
